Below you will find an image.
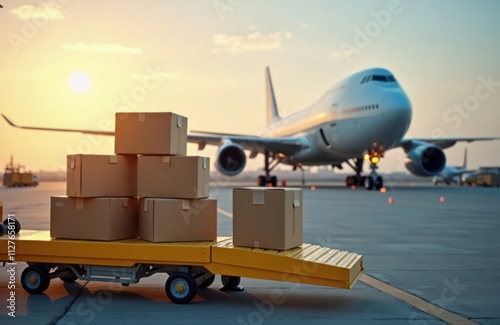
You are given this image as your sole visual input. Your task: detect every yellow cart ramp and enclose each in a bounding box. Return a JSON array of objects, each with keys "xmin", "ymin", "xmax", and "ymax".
[{"xmin": 207, "ymin": 238, "xmax": 363, "ymax": 289}]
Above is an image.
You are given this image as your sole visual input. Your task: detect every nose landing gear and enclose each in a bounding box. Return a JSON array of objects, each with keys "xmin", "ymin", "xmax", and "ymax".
[{"xmin": 344, "ymin": 152, "xmax": 384, "ymax": 191}]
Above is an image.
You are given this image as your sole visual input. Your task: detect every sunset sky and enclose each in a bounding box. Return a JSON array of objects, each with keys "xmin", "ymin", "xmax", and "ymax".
[{"xmin": 1, "ymin": 0, "xmax": 500, "ymax": 175}]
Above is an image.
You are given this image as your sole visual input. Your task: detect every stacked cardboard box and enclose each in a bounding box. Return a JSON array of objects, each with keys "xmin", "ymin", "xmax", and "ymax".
[
  {"xmin": 50, "ymin": 154, "xmax": 139, "ymax": 241},
  {"xmin": 232, "ymin": 187, "xmax": 303, "ymax": 251},
  {"xmin": 50, "ymin": 112, "xmax": 216, "ymax": 243},
  {"xmin": 116, "ymin": 112, "xmax": 217, "ymax": 243}
]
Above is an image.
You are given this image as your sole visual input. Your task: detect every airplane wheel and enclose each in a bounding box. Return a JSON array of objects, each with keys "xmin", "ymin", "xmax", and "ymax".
[
  {"xmin": 375, "ymin": 176, "xmax": 383, "ymax": 190},
  {"xmin": 269, "ymin": 176, "xmax": 277, "ymax": 187},
  {"xmin": 365, "ymin": 176, "xmax": 374, "ymax": 190},
  {"xmin": 257, "ymin": 175, "xmax": 266, "ymax": 186},
  {"xmin": 346, "ymin": 176, "xmax": 356, "ymax": 187}
]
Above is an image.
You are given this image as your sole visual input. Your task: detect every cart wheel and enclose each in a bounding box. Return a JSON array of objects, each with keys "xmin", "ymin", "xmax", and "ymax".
[
  {"xmin": 60, "ymin": 273, "xmax": 78, "ymax": 283},
  {"xmin": 165, "ymin": 272, "xmax": 197, "ymax": 304},
  {"xmin": 21, "ymin": 265, "xmax": 50, "ymax": 294},
  {"xmin": 198, "ymin": 274, "xmax": 215, "ymax": 289},
  {"xmin": 221, "ymin": 275, "xmax": 241, "ymax": 288},
  {"xmin": 56, "ymin": 266, "xmax": 78, "ymax": 283},
  {"xmin": 3, "ymin": 218, "xmax": 21, "ymax": 234},
  {"xmin": 0, "ymin": 223, "xmax": 6, "ymax": 236}
]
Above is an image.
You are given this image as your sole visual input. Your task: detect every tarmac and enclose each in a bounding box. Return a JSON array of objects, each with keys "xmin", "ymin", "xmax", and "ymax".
[{"xmin": 0, "ymin": 181, "xmax": 499, "ymax": 324}]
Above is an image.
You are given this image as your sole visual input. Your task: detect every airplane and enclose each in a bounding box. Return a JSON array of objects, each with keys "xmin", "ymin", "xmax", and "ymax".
[
  {"xmin": 432, "ymin": 148, "xmax": 474, "ymax": 185},
  {"xmin": 3, "ymin": 67, "xmax": 500, "ymax": 190}
]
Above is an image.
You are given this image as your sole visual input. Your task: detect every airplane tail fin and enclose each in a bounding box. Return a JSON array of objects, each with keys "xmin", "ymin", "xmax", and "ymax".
[
  {"xmin": 462, "ymin": 148, "xmax": 467, "ymax": 169},
  {"xmin": 266, "ymin": 67, "xmax": 281, "ymax": 125}
]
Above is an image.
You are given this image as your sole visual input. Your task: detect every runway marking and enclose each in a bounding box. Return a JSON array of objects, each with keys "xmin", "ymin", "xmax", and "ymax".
[
  {"xmin": 217, "ymin": 208, "xmax": 233, "ymax": 219},
  {"xmin": 360, "ymin": 274, "xmax": 477, "ymax": 325},
  {"xmin": 217, "ymin": 206, "xmax": 477, "ymax": 324}
]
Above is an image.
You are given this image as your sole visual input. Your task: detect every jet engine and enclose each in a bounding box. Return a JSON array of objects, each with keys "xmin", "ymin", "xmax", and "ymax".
[
  {"xmin": 405, "ymin": 144, "xmax": 446, "ymax": 176},
  {"xmin": 215, "ymin": 141, "xmax": 246, "ymax": 176}
]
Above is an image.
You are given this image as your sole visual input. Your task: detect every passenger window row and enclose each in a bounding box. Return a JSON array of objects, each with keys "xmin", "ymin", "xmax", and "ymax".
[{"xmin": 343, "ymin": 104, "xmax": 379, "ymax": 114}]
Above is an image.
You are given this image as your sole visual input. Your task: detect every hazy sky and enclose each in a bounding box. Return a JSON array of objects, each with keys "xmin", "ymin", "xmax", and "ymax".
[{"xmin": 1, "ymin": 0, "xmax": 500, "ymax": 175}]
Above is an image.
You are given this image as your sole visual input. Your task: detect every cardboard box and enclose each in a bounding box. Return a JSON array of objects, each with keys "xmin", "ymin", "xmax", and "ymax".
[
  {"xmin": 139, "ymin": 198, "xmax": 217, "ymax": 242},
  {"xmin": 137, "ymin": 156, "xmax": 209, "ymax": 199},
  {"xmin": 50, "ymin": 196, "xmax": 138, "ymax": 241},
  {"xmin": 66, "ymin": 154, "xmax": 137, "ymax": 197},
  {"xmin": 233, "ymin": 187, "xmax": 303, "ymax": 250},
  {"xmin": 115, "ymin": 112, "xmax": 187, "ymax": 156}
]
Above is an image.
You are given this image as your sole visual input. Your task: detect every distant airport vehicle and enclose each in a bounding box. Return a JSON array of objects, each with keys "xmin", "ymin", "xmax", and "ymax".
[
  {"xmin": 2, "ymin": 67, "xmax": 500, "ymax": 190},
  {"xmin": 432, "ymin": 149, "xmax": 474, "ymax": 185},
  {"xmin": 2, "ymin": 156, "xmax": 39, "ymax": 187},
  {"xmin": 476, "ymin": 173, "xmax": 500, "ymax": 187}
]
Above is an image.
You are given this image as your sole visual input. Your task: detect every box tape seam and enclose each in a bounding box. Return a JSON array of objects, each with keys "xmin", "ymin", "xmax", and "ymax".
[
  {"xmin": 181, "ymin": 200, "xmax": 190, "ymax": 210},
  {"xmin": 69, "ymin": 155, "xmax": 76, "ymax": 169},
  {"xmin": 252, "ymin": 189, "xmax": 265, "ymax": 205},
  {"xmin": 76, "ymin": 199, "xmax": 84, "ymax": 210}
]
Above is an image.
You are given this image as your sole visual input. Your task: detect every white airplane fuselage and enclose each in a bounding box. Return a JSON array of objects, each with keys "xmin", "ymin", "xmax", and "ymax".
[{"xmin": 260, "ymin": 68, "xmax": 412, "ymax": 166}]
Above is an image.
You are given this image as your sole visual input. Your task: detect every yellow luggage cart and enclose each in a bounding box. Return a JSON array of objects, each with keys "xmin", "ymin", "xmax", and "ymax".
[{"xmin": 1, "ymin": 230, "xmax": 363, "ymax": 304}]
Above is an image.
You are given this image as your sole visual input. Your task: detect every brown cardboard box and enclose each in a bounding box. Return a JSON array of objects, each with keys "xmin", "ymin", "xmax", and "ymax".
[
  {"xmin": 115, "ymin": 112, "xmax": 187, "ymax": 155},
  {"xmin": 233, "ymin": 187, "xmax": 303, "ymax": 250},
  {"xmin": 66, "ymin": 154, "xmax": 137, "ymax": 197},
  {"xmin": 50, "ymin": 196, "xmax": 138, "ymax": 241},
  {"xmin": 139, "ymin": 198, "xmax": 217, "ymax": 242},
  {"xmin": 137, "ymin": 156, "xmax": 209, "ymax": 199}
]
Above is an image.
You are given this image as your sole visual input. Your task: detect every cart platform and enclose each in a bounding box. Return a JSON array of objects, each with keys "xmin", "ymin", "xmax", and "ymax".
[{"xmin": 1, "ymin": 230, "xmax": 363, "ymax": 302}]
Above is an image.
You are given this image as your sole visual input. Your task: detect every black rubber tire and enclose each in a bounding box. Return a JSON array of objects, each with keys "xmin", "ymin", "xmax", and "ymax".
[
  {"xmin": 59, "ymin": 270, "xmax": 78, "ymax": 283},
  {"xmin": 3, "ymin": 218, "xmax": 21, "ymax": 234},
  {"xmin": 345, "ymin": 176, "xmax": 355, "ymax": 187},
  {"xmin": 221, "ymin": 275, "xmax": 241, "ymax": 288},
  {"xmin": 198, "ymin": 274, "xmax": 215, "ymax": 289},
  {"xmin": 257, "ymin": 175, "xmax": 266, "ymax": 187},
  {"xmin": 165, "ymin": 272, "xmax": 198, "ymax": 304},
  {"xmin": 0, "ymin": 223, "xmax": 7, "ymax": 236},
  {"xmin": 270, "ymin": 176, "xmax": 278, "ymax": 187},
  {"xmin": 375, "ymin": 176, "xmax": 384, "ymax": 190},
  {"xmin": 21, "ymin": 265, "xmax": 50, "ymax": 294},
  {"xmin": 365, "ymin": 176, "xmax": 374, "ymax": 190}
]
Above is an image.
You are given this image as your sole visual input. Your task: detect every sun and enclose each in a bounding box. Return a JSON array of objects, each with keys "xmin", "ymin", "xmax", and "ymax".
[{"xmin": 68, "ymin": 71, "xmax": 92, "ymax": 93}]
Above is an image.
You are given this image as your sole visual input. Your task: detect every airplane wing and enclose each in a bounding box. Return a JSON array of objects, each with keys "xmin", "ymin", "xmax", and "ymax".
[
  {"xmin": 2, "ymin": 114, "xmax": 305, "ymax": 157},
  {"xmin": 2, "ymin": 114, "xmax": 115, "ymax": 136},
  {"xmin": 397, "ymin": 137, "xmax": 500, "ymax": 150},
  {"xmin": 449, "ymin": 169, "xmax": 476, "ymax": 176},
  {"xmin": 188, "ymin": 132, "xmax": 305, "ymax": 156}
]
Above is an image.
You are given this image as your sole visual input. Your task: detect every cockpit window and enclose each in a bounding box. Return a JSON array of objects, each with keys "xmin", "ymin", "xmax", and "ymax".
[
  {"xmin": 372, "ymin": 75, "xmax": 387, "ymax": 82},
  {"xmin": 360, "ymin": 74, "xmax": 397, "ymax": 84}
]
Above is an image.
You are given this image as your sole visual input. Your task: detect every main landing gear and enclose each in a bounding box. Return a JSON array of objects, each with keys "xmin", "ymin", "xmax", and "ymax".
[
  {"xmin": 344, "ymin": 154, "xmax": 384, "ymax": 191},
  {"xmin": 257, "ymin": 151, "xmax": 280, "ymax": 187}
]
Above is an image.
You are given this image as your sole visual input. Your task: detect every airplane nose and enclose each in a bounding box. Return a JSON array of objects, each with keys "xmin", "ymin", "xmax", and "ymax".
[{"xmin": 381, "ymin": 90, "xmax": 412, "ymax": 135}]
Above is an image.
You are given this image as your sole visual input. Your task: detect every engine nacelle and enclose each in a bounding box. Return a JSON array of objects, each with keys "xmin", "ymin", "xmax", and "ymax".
[
  {"xmin": 215, "ymin": 142, "xmax": 246, "ymax": 176},
  {"xmin": 405, "ymin": 145, "xmax": 446, "ymax": 176}
]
